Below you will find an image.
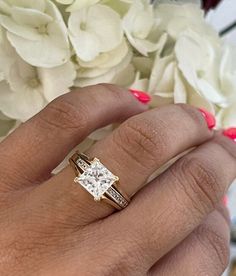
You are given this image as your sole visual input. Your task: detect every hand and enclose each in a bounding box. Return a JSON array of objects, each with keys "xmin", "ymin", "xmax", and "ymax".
[{"xmin": 0, "ymin": 84, "xmax": 235, "ymax": 276}]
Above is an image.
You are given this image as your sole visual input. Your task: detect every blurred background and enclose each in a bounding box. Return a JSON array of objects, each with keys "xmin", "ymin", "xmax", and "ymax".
[{"xmin": 205, "ymin": 0, "xmax": 236, "ymax": 275}]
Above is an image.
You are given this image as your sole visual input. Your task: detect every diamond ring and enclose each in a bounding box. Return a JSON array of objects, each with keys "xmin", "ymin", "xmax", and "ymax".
[{"xmin": 69, "ymin": 152, "xmax": 130, "ymax": 210}]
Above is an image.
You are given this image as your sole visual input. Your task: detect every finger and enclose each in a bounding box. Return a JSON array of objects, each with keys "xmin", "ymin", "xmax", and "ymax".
[
  {"xmin": 0, "ymin": 84, "xmax": 147, "ymax": 190},
  {"xmin": 101, "ymin": 134, "xmax": 236, "ymax": 272},
  {"xmin": 149, "ymin": 205, "xmax": 230, "ymax": 276},
  {"xmin": 38, "ymin": 104, "xmax": 213, "ymax": 225}
]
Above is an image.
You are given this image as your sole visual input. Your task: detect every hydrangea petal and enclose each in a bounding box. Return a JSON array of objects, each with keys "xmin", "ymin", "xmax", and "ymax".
[
  {"xmin": 38, "ymin": 61, "xmax": 76, "ymax": 102},
  {"xmin": 66, "ymin": 0, "xmax": 100, "ymax": 12},
  {"xmin": 0, "ymin": 15, "xmax": 42, "ymax": 40},
  {"xmin": 0, "ymin": 81, "xmax": 45, "ymax": 121},
  {"xmin": 11, "ymin": 6, "xmax": 53, "ymax": 27},
  {"xmin": 77, "ymin": 39, "xmax": 128, "ymax": 69},
  {"xmin": 1, "ymin": 0, "xmax": 70, "ymax": 67},
  {"xmin": 8, "ymin": 0, "xmax": 46, "ymax": 11},
  {"xmin": 0, "ymin": 111, "xmax": 15, "ymax": 137},
  {"xmin": 69, "ymin": 4, "xmax": 123, "ymax": 61},
  {"xmin": 75, "ymin": 48, "xmax": 132, "ymax": 87},
  {"xmin": 217, "ymin": 103, "xmax": 236, "ymax": 128},
  {"xmin": 174, "ymin": 68, "xmax": 187, "ymax": 103}
]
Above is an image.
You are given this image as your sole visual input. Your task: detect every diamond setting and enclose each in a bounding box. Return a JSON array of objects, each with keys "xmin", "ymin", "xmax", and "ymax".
[{"xmin": 75, "ymin": 158, "xmax": 119, "ymax": 201}]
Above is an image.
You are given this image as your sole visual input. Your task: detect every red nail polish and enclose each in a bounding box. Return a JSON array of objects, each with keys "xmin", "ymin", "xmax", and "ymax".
[
  {"xmin": 129, "ymin": 89, "xmax": 151, "ymax": 104},
  {"xmin": 223, "ymin": 128, "xmax": 236, "ymax": 142},
  {"xmin": 198, "ymin": 108, "xmax": 216, "ymax": 129},
  {"xmin": 222, "ymin": 195, "xmax": 228, "ymax": 206}
]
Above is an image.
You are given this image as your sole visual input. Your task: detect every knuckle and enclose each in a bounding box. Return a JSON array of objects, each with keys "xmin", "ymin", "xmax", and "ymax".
[
  {"xmin": 214, "ymin": 136, "xmax": 236, "ymax": 166},
  {"xmin": 39, "ymin": 97, "xmax": 88, "ymax": 132},
  {"xmin": 176, "ymin": 104, "xmax": 205, "ymax": 126},
  {"xmin": 98, "ymin": 83, "xmax": 126, "ymax": 101},
  {"xmin": 113, "ymin": 117, "xmax": 169, "ymax": 168},
  {"xmin": 197, "ymin": 224, "xmax": 230, "ymax": 270},
  {"xmin": 88, "ymin": 84, "xmax": 128, "ymax": 105},
  {"xmin": 172, "ymin": 156, "xmax": 221, "ymax": 214}
]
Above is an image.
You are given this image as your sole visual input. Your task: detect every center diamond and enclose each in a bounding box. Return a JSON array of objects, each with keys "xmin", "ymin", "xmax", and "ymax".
[{"xmin": 75, "ymin": 158, "xmax": 118, "ymax": 201}]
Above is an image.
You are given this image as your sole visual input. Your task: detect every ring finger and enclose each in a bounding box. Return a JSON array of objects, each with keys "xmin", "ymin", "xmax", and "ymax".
[
  {"xmin": 35, "ymin": 104, "xmax": 214, "ymax": 224},
  {"xmin": 0, "ymin": 84, "xmax": 147, "ymax": 190}
]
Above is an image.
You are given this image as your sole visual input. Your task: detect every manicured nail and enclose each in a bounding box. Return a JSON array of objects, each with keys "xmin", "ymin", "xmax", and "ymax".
[
  {"xmin": 198, "ymin": 108, "xmax": 216, "ymax": 129},
  {"xmin": 223, "ymin": 127, "xmax": 236, "ymax": 142},
  {"xmin": 223, "ymin": 195, "xmax": 228, "ymax": 206},
  {"xmin": 129, "ymin": 89, "xmax": 151, "ymax": 104}
]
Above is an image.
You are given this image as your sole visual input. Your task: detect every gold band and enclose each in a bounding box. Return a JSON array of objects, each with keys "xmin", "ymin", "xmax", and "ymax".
[{"xmin": 69, "ymin": 152, "xmax": 130, "ymax": 210}]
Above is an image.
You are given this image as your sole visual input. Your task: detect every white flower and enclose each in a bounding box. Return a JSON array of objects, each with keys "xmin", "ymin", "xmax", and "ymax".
[
  {"xmin": 38, "ymin": 60, "xmax": 76, "ymax": 101},
  {"xmin": 0, "ymin": 39, "xmax": 76, "ymax": 121},
  {"xmin": 75, "ymin": 39, "xmax": 134, "ymax": 87},
  {"xmin": 155, "ymin": 2, "xmax": 219, "ymax": 38},
  {"xmin": 0, "ymin": 0, "xmax": 70, "ymax": 68},
  {"xmin": 145, "ymin": 2, "xmax": 236, "ymax": 123},
  {"xmin": 68, "ymin": 4, "xmax": 123, "ymax": 62},
  {"xmin": 175, "ymin": 30, "xmax": 236, "ymax": 108},
  {"xmin": 0, "ymin": 111, "xmax": 16, "ymax": 139},
  {"xmin": 0, "ymin": 64, "xmax": 46, "ymax": 122},
  {"xmin": 217, "ymin": 102, "xmax": 236, "ymax": 128},
  {"xmin": 55, "ymin": 0, "xmax": 132, "ymax": 13},
  {"xmin": 56, "ymin": 0, "xmax": 100, "ymax": 11},
  {"xmin": 123, "ymin": 0, "xmax": 162, "ymax": 56},
  {"xmin": 0, "ymin": 26, "xmax": 5, "ymax": 81}
]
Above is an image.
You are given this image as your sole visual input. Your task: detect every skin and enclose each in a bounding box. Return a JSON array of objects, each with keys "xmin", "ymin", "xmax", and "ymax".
[{"xmin": 0, "ymin": 84, "xmax": 235, "ymax": 276}]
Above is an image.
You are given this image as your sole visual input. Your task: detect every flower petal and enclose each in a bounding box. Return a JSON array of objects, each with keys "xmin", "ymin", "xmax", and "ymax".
[
  {"xmin": 0, "ymin": 81, "xmax": 45, "ymax": 121},
  {"xmin": 69, "ymin": 4, "xmax": 123, "ymax": 61},
  {"xmin": 38, "ymin": 61, "xmax": 76, "ymax": 102}
]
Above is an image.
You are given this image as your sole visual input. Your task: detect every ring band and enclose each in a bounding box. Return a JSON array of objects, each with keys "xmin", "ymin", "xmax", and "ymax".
[{"xmin": 69, "ymin": 152, "xmax": 130, "ymax": 210}]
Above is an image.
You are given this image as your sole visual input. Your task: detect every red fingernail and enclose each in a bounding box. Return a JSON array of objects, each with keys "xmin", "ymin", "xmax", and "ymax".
[
  {"xmin": 129, "ymin": 89, "xmax": 151, "ymax": 104},
  {"xmin": 222, "ymin": 195, "xmax": 228, "ymax": 206},
  {"xmin": 198, "ymin": 108, "xmax": 216, "ymax": 129},
  {"xmin": 223, "ymin": 127, "xmax": 236, "ymax": 142}
]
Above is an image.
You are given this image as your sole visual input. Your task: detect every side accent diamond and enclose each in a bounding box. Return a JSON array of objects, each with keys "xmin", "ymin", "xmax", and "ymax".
[
  {"xmin": 76, "ymin": 158, "xmax": 89, "ymax": 170},
  {"xmin": 106, "ymin": 187, "xmax": 129, "ymax": 208}
]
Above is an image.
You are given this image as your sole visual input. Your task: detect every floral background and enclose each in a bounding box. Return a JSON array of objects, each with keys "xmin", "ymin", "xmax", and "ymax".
[{"xmin": 0, "ymin": 0, "xmax": 236, "ymax": 143}]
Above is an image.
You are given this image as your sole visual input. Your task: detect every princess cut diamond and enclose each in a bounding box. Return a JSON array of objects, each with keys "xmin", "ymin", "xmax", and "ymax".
[{"xmin": 74, "ymin": 158, "xmax": 118, "ymax": 201}]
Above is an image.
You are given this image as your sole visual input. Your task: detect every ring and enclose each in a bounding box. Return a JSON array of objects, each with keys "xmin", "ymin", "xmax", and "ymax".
[{"xmin": 69, "ymin": 152, "xmax": 130, "ymax": 210}]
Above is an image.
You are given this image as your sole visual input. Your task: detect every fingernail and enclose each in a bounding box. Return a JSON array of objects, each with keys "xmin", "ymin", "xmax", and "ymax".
[
  {"xmin": 129, "ymin": 89, "xmax": 151, "ymax": 104},
  {"xmin": 223, "ymin": 127, "xmax": 236, "ymax": 142},
  {"xmin": 198, "ymin": 108, "xmax": 216, "ymax": 129},
  {"xmin": 223, "ymin": 195, "xmax": 228, "ymax": 206}
]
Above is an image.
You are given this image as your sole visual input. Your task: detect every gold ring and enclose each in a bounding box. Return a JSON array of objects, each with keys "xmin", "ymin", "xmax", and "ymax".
[{"xmin": 69, "ymin": 152, "xmax": 130, "ymax": 210}]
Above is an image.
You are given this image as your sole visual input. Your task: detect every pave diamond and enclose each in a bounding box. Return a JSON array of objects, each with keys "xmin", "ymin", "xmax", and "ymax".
[
  {"xmin": 76, "ymin": 158, "xmax": 89, "ymax": 170},
  {"xmin": 74, "ymin": 158, "xmax": 118, "ymax": 201}
]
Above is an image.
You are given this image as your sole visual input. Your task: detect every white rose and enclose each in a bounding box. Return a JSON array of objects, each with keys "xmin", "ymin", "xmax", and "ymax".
[
  {"xmin": 68, "ymin": 4, "xmax": 123, "ymax": 62},
  {"xmin": 0, "ymin": 0, "xmax": 70, "ymax": 68}
]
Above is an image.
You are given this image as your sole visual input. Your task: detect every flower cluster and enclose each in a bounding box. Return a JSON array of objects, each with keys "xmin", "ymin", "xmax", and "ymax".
[{"xmin": 0, "ymin": 0, "xmax": 236, "ymax": 142}]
